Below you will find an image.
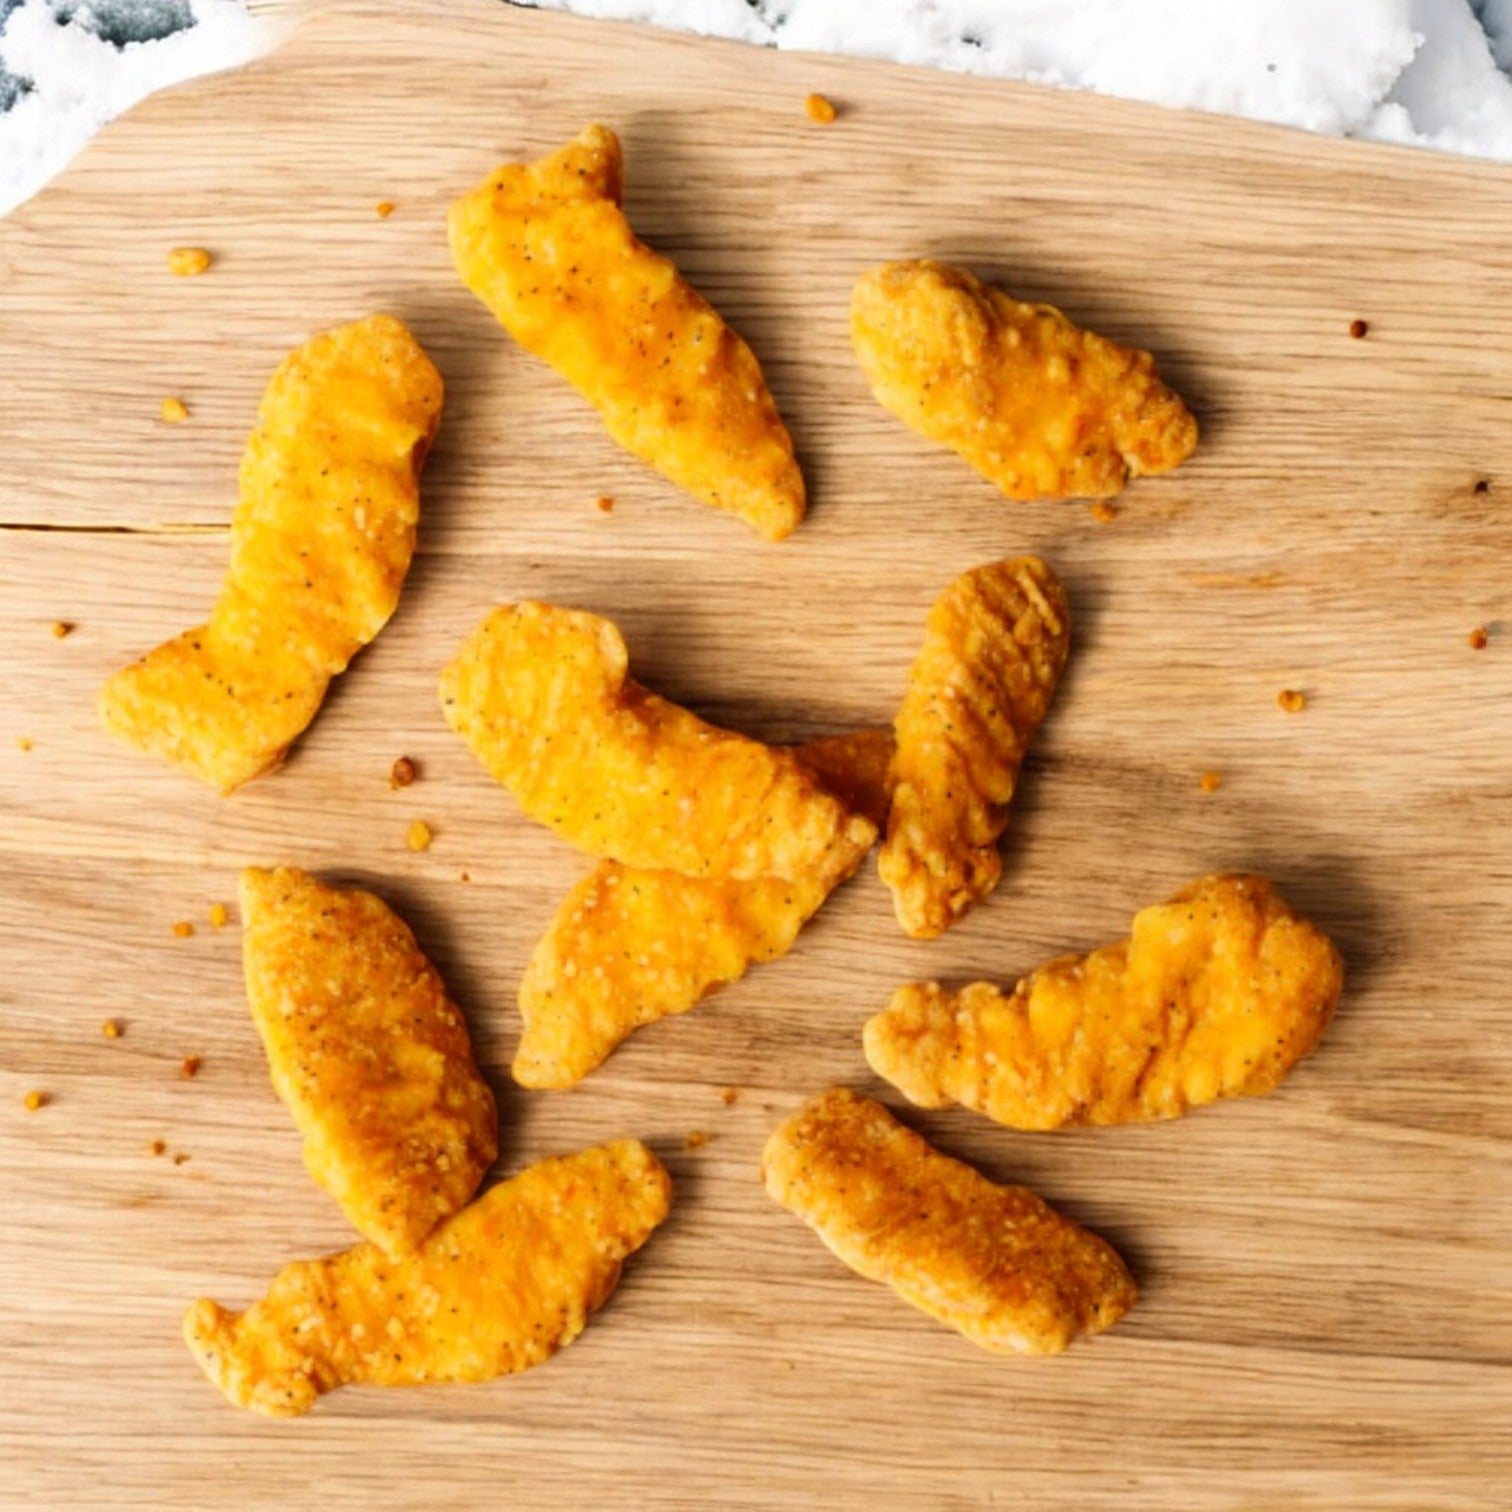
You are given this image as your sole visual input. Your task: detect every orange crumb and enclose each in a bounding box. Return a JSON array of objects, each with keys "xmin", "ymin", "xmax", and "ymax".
[
  {"xmin": 459, "ymin": 870, "xmax": 471, "ymax": 883},
  {"xmin": 1469, "ymin": 627, "xmax": 1489, "ymax": 650},
  {"xmin": 1090, "ymin": 501, "xmax": 1119, "ymax": 524},
  {"xmin": 161, "ymin": 397, "xmax": 188, "ymax": 424},
  {"xmin": 1348, "ymin": 318, "xmax": 1368, "ymax": 339},
  {"xmin": 101, "ymin": 1018, "xmax": 124, "ymax": 1039},
  {"xmin": 149, "ymin": 1139, "xmax": 167, "ymax": 1157},
  {"xmin": 167, "ymin": 247, "xmax": 212, "ymax": 277},
  {"xmin": 172, "ymin": 920, "xmax": 194, "ymax": 938},
  {"xmin": 51, "ymin": 621, "xmax": 73, "ymax": 639},
  {"xmin": 406, "ymin": 819, "xmax": 433, "ymax": 852},
  {"xmin": 172, "ymin": 1152, "xmax": 191, "ymax": 1166},
  {"xmin": 209, "ymin": 902, "xmax": 230, "ymax": 929},
  {"xmin": 389, "ymin": 755, "xmax": 418, "ymax": 789},
  {"xmin": 1277, "ymin": 689, "xmax": 1307, "ymax": 714},
  {"xmin": 684, "ymin": 1130, "xmax": 709, "ymax": 1150},
  {"xmin": 16, "ymin": 737, "xmax": 32, "ymax": 753},
  {"xmin": 375, "ymin": 200, "xmax": 395, "ymax": 219},
  {"xmin": 595, "ymin": 495, "xmax": 615, "ymax": 513},
  {"xmin": 1199, "ymin": 771, "xmax": 1222, "ymax": 794},
  {"xmin": 719, "ymin": 1087, "xmax": 740, "ymax": 1106},
  {"xmin": 22, "ymin": 1090, "xmax": 48, "ymax": 1112},
  {"xmin": 805, "ymin": 92, "xmax": 838, "ymax": 124},
  {"xmin": 180, "ymin": 1055, "xmax": 202, "ymax": 1079}
]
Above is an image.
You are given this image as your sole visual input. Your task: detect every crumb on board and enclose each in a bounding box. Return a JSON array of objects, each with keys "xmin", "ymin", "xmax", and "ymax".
[
  {"xmin": 459, "ymin": 870, "xmax": 471, "ymax": 883},
  {"xmin": 209, "ymin": 902, "xmax": 230, "ymax": 929},
  {"xmin": 1474, "ymin": 478, "xmax": 1491, "ymax": 494},
  {"xmin": 684, "ymin": 1130, "xmax": 709, "ymax": 1150},
  {"xmin": 406, "ymin": 819, "xmax": 433, "ymax": 852},
  {"xmin": 180, "ymin": 1055, "xmax": 202, "ymax": 1080},
  {"xmin": 595, "ymin": 495, "xmax": 615, "ymax": 513},
  {"xmin": 22, "ymin": 1090, "xmax": 48, "ymax": 1111},
  {"xmin": 167, "ymin": 247, "xmax": 212, "ymax": 277},
  {"xmin": 389, "ymin": 755, "xmax": 418, "ymax": 789},
  {"xmin": 102, "ymin": 1018, "xmax": 124, "ymax": 1039},
  {"xmin": 172, "ymin": 920, "xmax": 194, "ymax": 938},
  {"xmin": 719, "ymin": 1087, "xmax": 740, "ymax": 1107},
  {"xmin": 51, "ymin": 621, "xmax": 73, "ymax": 639},
  {"xmin": 161, "ymin": 397, "xmax": 189, "ymax": 424},
  {"xmin": 1469, "ymin": 627, "xmax": 1489, "ymax": 650},
  {"xmin": 149, "ymin": 1139, "xmax": 167, "ymax": 1157},
  {"xmin": 16, "ymin": 737, "xmax": 32, "ymax": 753},
  {"xmin": 1349, "ymin": 318, "xmax": 1369, "ymax": 339},
  {"xmin": 1277, "ymin": 689, "xmax": 1307, "ymax": 713},
  {"xmin": 172, "ymin": 1152, "xmax": 191, "ymax": 1166},
  {"xmin": 1090, "ymin": 501, "xmax": 1119, "ymax": 524},
  {"xmin": 375, "ymin": 200, "xmax": 395, "ymax": 219},
  {"xmin": 1199, "ymin": 771, "xmax": 1222, "ymax": 794},
  {"xmin": 805, "ymin": 92, "xmax": 838, "ymax": 124}
]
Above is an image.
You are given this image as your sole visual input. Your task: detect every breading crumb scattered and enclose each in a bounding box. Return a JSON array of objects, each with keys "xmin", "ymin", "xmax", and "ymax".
[
  {"xmin": 595, "ymin": 495, "xmax": 615, "ymax": 513},
  {"xmin": 161, "ymin": 397, "xmax": 189, "ymax": 424},
  {"xmin": 167, "ymin": 247, "xmax": 212, "ymax": 277},
  {"xmin": 102, "ymin": 1018, "xmax": 124, "ymax": 1039},
  {"xmin": 51, "ymin": 621, "xmax": 74, "ymax": 639},
  {"xmin": 389, "ymin": 755, "xmax": 418, "ymax": 789},
  {"xmin": 1090, "ymin": 501, "xmax": 1119, "ymax": 523},
  {"xmin": 1348, "ymin": 318, "xmax": 1368, "ymax": 339},
  {"xmin": 180, "ymin": 1055, "xmax": 202, "ymax": 1080},
  {"xmin": 209, "ymin": 902, "xmax": 230, "ymax": 929},
  {"xmin": 719, "ymin": 1087, "xmax": 740, "ymax": 1106},
  {"xmin": 459, "ymin": 870, "xmax": 471, "ymax": 883},
  {"xmin": 684, "ymin": 1130, "xmax": 709, "ymax": 1150},
  {"xmin": 1474, "ymin": 478, "xmax": 1492, "ymax": 494},
  {"xmin": 172, "ymin": 1152, "xmax": 191, "ymax": 1165},
  {"xmin": 149, "ymin": 1139, "xmax": 167, "ymax": 1156},
  {"xmin": 1469, "ymin": 627, "xmax": 1489, "ymax": 650},
  {"xmin": 22, "ymin": 1090, "xmax": 48, "ymax": 1111},
  {"xmin": 1199, "ymin": 771, "xmax": 1222, "ymax": 794},
  {"xmin": 172, "ymin": 920, "xmax": 194, "ymax": 938},
  {"xmin": 406, "ymin": 819, "xmax": 433, "ymax": 852},
  {"xmin": 805, "ymin": 92, "xmax": 838, "ymax": 124},
  {"xmin": 1277, "ymin": 689, "xmax": 1307, "ymax": 713},
  {"xmin": 375, "ymin": 201, "xmax": 395, "ymax": 219},
  {"xmin": 16, "ymin": 736, "xmax": 32, "ymax": 752}
]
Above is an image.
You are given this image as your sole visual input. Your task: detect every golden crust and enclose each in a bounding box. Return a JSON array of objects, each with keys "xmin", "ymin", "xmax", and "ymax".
[
  {"xmin": 98, "ymin": 315, "xmax": 442, "ymax": 793},
  {"xmin": 184, "ymin": 1140, "xmax": 671, "ymax": 1416},
  {"xmin": 762, "ymin": 1089, "xmax": 1134, "ymax": 1355},
  {"xmin": 851, "ymin": 259, "xmax": 1197, "ymax": 500},
  {"xmin": 448, "ymin": 124, "xmax": 804, "ymax": 541},
  {"xmin": 865, "ymin": 874, "xmax": 1344, "ymax": 1128},
  {"xmin": 239, "ymin": 867, "xmax": 497, "ymax": 1258},
  {"xmin": 514, "ymin": 731, "xmax": 894, "ymax": 1089},
  {"xmin": 440, "ymin": 601, "xmax": 877, "ymax": 883},
  {"xmin": 879, "ymin": 557, "xmax": 1070, "ymax": 939}
]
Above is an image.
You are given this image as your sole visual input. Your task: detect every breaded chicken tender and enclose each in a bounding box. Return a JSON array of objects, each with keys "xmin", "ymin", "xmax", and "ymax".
[
  {"xmin": 185, "ymin": 1140, "xmax": 671, "ymax": 1417},
  {"xmin": 98, "ymin": 316, "xmax": 442, "ymax": 793},
  {"xmin": 851, "ymin": 259, "xmax": 1196, "ymax": 500},
  {"xmin": 879, "ymin": 557, "xmax": 1070, "ymax": 939},
  {"xmin": 440, "ymin": 602, "xmax": 876, "ymax": 884},
  {"xmin": 762, "ymin": 1089, "xmax": 1134, "ymax": 1355},
  {"xmin": 514, "ymin": 731, "xmax": 894, "ymax": 1089},
  {"xmin": 449, "ymin": 124, "xmax": 803, "ymax": 540},
  {"xmin": 865, "ymin": 874, "xmax": 1343, "ymax": 1128},
  {"xmin": 240, "ymin": 867, "xmax": 497, "ymax": 1258}
]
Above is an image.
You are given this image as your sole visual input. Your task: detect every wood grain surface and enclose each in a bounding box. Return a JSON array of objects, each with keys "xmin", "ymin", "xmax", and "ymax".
[{"xmin": 1, "ymin": 2, "xmax": 1510, "ymax": 1507}]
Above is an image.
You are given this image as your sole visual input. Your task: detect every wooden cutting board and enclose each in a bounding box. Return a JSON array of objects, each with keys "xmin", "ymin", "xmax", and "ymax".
[{"xmin": 2, "ymin": 2, "xmax": 1509, "ymax": 1506}]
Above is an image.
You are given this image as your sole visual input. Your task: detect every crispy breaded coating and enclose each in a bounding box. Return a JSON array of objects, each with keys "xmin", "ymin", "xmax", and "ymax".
[
  {"xmin": 440, "ymin": 601, "xmax": 876, "ymax": 883},
  {"xmin": 98, "ymin": 316, "xmax": 442, "ymax": 793},
  {"xmin": 851, "ymin": 259, "xmax": 1196, "ymax": 500},
  {"xmin": 865, "ymin": 874, "xmax": 1344, "ymax": 1128},
  {"xmin": 514, "ymin": 731, "xmax": 894, "ymax": 1089},
  {"xmin": 240, "ymin": 867, "xmax": 497, "ymax": 1258},
  {"xmin": 879, "ymin": 557, "xmax": 1070, "ymax": 939},
  {"xmin": 762, "ymin": 1089, "xmax": 1134, "ymax": 1355},
  {"xmin": 449, "ymin": 124, "xmax": 803, "ymax": 540},
  {"xmin": 185, "ymin": 1140, "xmax": 671, "ymax": 1417}
]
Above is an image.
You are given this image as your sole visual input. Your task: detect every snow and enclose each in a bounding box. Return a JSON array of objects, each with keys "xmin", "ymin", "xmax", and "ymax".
[{"xmin": 5, "ymin": 0, "xmax": 1512, "ymax": 220}]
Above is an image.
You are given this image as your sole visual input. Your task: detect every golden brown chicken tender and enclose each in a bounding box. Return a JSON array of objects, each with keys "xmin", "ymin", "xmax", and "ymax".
[
  {"xmin": 440, "ymin": 602, "xmax": 876, "ymax": 884},
  {"xmin": 762, "ymin": 1089, "xmax": 1134, "ymax": 1355},
  {"xmin": 514, "ymin": 731, "xmax": 895, "ymax": 1089},
  {"xmin": 851, "ymin": 259, "xmax": 1197, "ymax": 500},
  {"xmin": 449, "ymin": 124, "xmax": 804, "ymax": 541},
  {"xmin": 865, "ymin": 874, "xmax": 1344, "ymax": 1129},
  {"xmin": 98, "ymin": 316, "xmax": 442, "ymax": 793},
  {"xmin": 240, "ymin": 867, "xmax": 497, "ymax": 1258},
  {"xmin": 879, "ymin": 557, "xmax": 1070, "ymax": 939},
  {"xmin": 185, "ymin": 1140, "xmax": 671, "ymax": 1417}
]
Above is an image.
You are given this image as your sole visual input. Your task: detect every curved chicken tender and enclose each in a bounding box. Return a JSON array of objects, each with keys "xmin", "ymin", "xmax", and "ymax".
[
  {"xmin": 185, "ymin": 1140, "xmax": 671, "ymax": 1417},
  {"xmin": 514, "ymin": 731, "xmax": 895, "ymax": 1089},
  {"xmin": 98, "ymin": 315, "xmax": 442, "ymax": 793},
  {"xmin": 440, "ymin": 602, "xmax": 876, "ymax": 884},
  {"xmin": 879, "ymin": 557, "xmax": 1070, "ymax": 939},
  {"xmin": 240, "ymin": 867, "xmax": 497, "ymax": 1258},
  {"xmin": 865, "ymin": 874, "xmax": 1344, "ymax": 1129},
  {"xmin": 449, "ymin": 124, "xmax": 803, "ymax": 541},
  {"xmin": 852, "ymin": 259, "xmax": 1196, "ymax": 500},
  {"xmin": 762, "ymin": 1088, "xmax": 1134, "ymax": 1355}
]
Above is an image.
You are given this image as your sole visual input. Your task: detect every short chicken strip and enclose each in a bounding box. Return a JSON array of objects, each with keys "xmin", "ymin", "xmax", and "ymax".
[
  {"xmin": 852, "ymin": 259, "xmax": 1196, "ymax": 500},
  {"xmin": 763, "ymin": 1088, "xmax": 1134, "ymax": 1355},
  {"xmin": 449, "ymin": 124, "xmax": 803, "ymax": 541},
  {"xmin": 240, "ymin": 867, "xmax": 497, "ymax": 1258},
  {"xmin": 879, "ymin": 557, "xmax": 1070, "ymax": 939},
  {"xmin": 865, "ymin": 874, "xmax": 1344, "ymax": 1128},
  {"xmin": 514, "ymin": 731, "xmax": 895, "ymax": 1089},
  {"xmin": 185, "ymin": 1140, "xmax": 671, "ymax": 1417},
  {"xmin": 98, "ymin": 316, "xmax": 442, "ymax": 792},
  {"xmin": 440, "ymin": 601, "xmax": 876, "ymax": 884}
]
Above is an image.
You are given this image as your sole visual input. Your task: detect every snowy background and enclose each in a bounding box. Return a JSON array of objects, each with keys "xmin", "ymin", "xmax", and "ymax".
[{"xmin": 5, "ymin": 0, "xmax": 1512, "ymax": 217}]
